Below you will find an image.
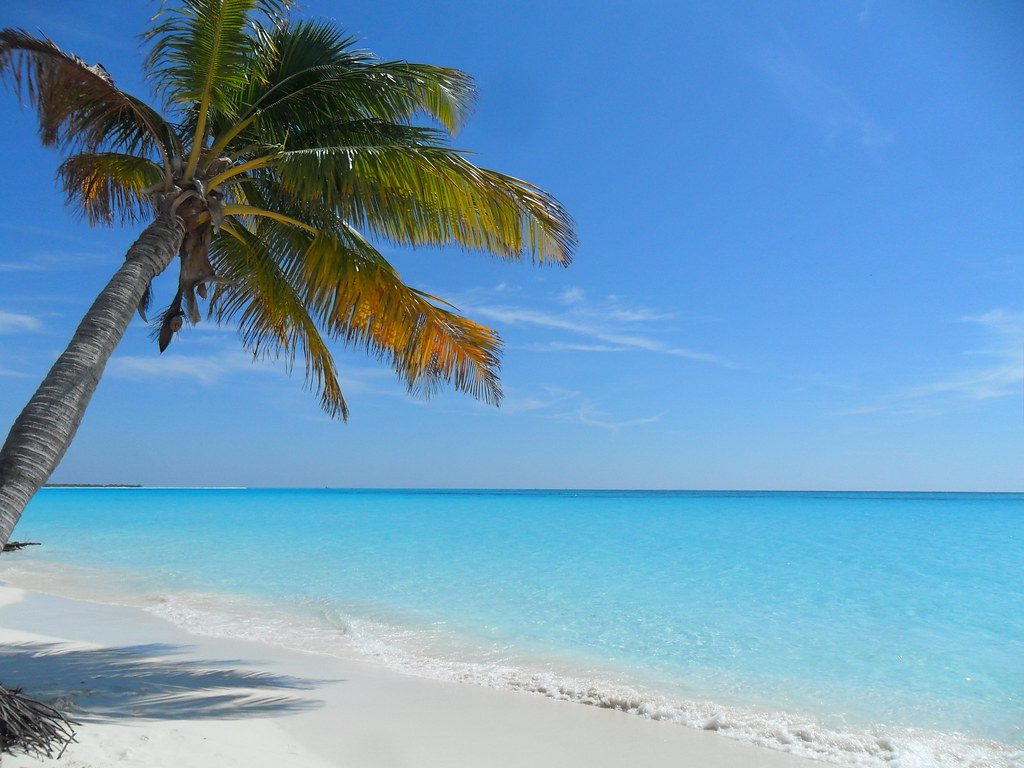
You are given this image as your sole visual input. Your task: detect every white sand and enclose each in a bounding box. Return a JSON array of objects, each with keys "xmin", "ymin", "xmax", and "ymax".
[{"xmin": 0, "ymin": 583, "xmax": 814, "ymax": 767}]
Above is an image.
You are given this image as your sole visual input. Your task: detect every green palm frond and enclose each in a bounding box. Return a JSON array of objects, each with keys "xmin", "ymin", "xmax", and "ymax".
[
  {"xmin": 0, "ymin": 29, "xmax": 178, "ymax": 164},
  {"xmin": 58, "ymin": 152, "xmax": 163, "ymax": 225},
  {"xmin": 272, "ymin": 143, "xmax": 575, "ymax": 265},
  {"xmin": 1, "ymin": 4, "xmax": 576, "ymax": 419},
  {"xmin": 202, "ymin": 20, "xmax": 475, "ymax": 161},
  {"xmin": 145, "ymin": 0, "xmax": 290, "ymax": 176},
  {"xmin": 211, "ymin": 118, "xmax": 574, "ymax": 264}
]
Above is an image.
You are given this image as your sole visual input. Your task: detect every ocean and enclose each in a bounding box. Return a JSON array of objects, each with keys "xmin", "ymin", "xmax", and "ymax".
[{"xmin": 2, "ymin": 488, "xmax": 1021, "ymax": 767}]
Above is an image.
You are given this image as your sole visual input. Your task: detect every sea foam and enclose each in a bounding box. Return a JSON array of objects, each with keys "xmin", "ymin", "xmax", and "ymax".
[{"xmin": 135, "ymin": 587, "xmax": 1023, "ymax": 768}]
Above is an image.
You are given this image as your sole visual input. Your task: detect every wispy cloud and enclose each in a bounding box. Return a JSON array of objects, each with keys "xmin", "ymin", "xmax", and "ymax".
[
  {"xmin": 902, "ymin": 310, "xmax": 1024, "ymax": 401},
  {"xmin": 858, "ymin": 0, "xmax": 878, "ymax": 25},
  {"xmin": 107, "ymin": 351, "xmax": 276, "ymax": 385},
  {"xmin": 0, "ymin": 262, "xmax": 49, "ymax": 273},
  {"xmin": 522, "ymin": 341, "xmax": 633, "ymax": 354},
  {"xmin": 755, "ymin": 44, "xmax": 894, "ymax": 148},
  {"xmin": 108, "ymin": 349, "xmax": 411, "ymax": 405},
  {"xmin": 0, "ymin": 310, "xmax": 42, "ymax": 335},
  {"xmin": 497, "ymin": 385, "xmax": 664, "ymax": 430},
  {"xmin": 605, "ymin": 306, "xmax": 676, "ymax": 323},
  {"xmin": 501, "ymin": 385, "xmax": 580, "ymax": 414},
  {"xmin": 558, "ymin": 286, "xmax": 586, "ymax": 305},
  {"xmin": 468, "ymin": 295, "xmax": 729, "ymax": 366},
  {"xmin": 840, "ymin": 309, "xmax": 1024, "ymax": 415},
  {"xmin": 0, "ymin": 222, "xmax": 86, "ymax": 242},
  {"xmin": 0, "ymin": 249, "xmax": 115, "ymax": 273},
  {"xmin": 569, "ymin": 407, "xmax": 665, "ymax": 431}
]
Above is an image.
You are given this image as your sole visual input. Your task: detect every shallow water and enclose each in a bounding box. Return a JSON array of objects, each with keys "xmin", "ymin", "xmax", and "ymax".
[{"xmin": 4, "ymin": 488, "xmax": 1023, "ymax": 766}]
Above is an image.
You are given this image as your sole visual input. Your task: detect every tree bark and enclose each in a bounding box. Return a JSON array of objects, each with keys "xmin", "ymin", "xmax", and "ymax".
[{"xmin": 0, "ymin": 208, "xmax": 184, "ymax": 550}]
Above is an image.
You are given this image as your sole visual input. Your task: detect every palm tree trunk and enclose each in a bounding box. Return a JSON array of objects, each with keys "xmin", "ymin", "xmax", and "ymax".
[{"xmin": 0, "ymin": 208, "xmax": 184, "ymax": 550}]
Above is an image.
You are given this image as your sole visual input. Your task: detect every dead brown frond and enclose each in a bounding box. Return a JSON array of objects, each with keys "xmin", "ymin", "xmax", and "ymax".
[
  {"xmin": 0, "ymin": 29, "xmax": 177, "ymax": 162},
  {"xmin": 0, "ymin": 683, "xmax": 76, "ymax": 759}
]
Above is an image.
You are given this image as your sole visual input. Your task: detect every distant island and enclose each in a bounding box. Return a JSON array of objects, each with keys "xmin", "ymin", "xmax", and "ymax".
[{"xmin": 44, "ymin": 483, "xmax": 142, "ymax": 488}]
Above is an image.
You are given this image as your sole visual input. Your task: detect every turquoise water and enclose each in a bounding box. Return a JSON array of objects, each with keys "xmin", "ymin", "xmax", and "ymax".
[{"xmin": 4, "ymin": 489, "xmax": 1023, "ymax": 766}]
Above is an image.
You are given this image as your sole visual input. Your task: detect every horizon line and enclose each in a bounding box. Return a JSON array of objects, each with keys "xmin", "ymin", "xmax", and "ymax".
[{"xmin": 41, "ymin": 485, "xmax": 1024, "ymax": 495}]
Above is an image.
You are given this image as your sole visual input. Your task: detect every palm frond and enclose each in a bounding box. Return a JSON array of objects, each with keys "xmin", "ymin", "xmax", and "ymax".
[
  {"xmin": 300, "ymin": 225, "xmax": 504, "ymax": 404},
  {"xmin": 2, "ymin": 6, "xmax": 574, "ymax": 419},
  {"xmin": 204, "ymin": 20, "xmax": 475, "ymax": 160},
  {"xmin": 216, "ymin": 203, "xmax": 503, "ymax": 406},
  {"xmin": 145, "ymin": 0, "xmax": 290, "ymax": 176},
  {"xmin": 57, "ymin": 152, "xmax": 163, "ymax": 225},
  {"xmin": 0, "ymin": 29, "xmax": 178, "ymax": 164},
  {"xmin": 210, "ymin": 221, "xmax": 348, "ymax": 418},
  {"xmin": 272, "ymin": 142, "xmax": 575, "ymax": 265}
]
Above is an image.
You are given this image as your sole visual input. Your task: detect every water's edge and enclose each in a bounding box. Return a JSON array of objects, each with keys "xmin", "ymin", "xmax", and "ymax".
[{"xmin": 1, "ymin": 559, "xmax": 1019, "ymax": 768}]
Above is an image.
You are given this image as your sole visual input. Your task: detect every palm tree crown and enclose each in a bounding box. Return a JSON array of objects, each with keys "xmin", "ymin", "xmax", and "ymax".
[{"xmin": 0, "ymin": 1, "xmax": 575, "ymax": 420}]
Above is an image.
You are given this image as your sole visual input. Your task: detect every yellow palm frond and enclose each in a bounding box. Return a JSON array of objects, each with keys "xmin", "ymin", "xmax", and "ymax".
[
  {"xmin": 301, "ymin": 227, "xmax": 503, "ymax": 404},
  {"xmin": 214, "ymin": 208, "xmax": 503, "ymax": 409},
  {"xmin": 57, "ymin": 152, "xmax": 163, "ymax": 225},
  {"xmin": 211, "ymin": 221, "xmax": 348, "ymax": 418}
]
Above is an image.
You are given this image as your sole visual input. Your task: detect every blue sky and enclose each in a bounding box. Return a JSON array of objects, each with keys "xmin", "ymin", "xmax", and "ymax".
[{"xmin": 1, "ymin": 1, "xmax": 1021, "ymax": 490}]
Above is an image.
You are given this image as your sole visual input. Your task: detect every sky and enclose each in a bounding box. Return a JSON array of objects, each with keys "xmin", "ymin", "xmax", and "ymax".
[{"xmin": 0, "ymin": 0, "xmax": 1022, "ymax": 490}]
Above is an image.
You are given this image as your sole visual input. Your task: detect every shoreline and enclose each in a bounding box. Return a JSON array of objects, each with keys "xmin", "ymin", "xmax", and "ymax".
[
  {"xmin": 1, "ymin": 558, "xmax": 1021, "ymax": 768},
  {"xmin": 0, "ymin": 582, "xmax": 816, "ymax": 767},
  {"xmin": 7, "ymin": 477, "xmax": 1024, "ymax": 768}
]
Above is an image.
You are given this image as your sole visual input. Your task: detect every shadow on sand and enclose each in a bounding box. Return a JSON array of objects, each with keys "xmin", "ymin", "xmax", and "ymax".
[{"xmin": 0, "ymin": 642, "xmax": 331, "ymax": 721}]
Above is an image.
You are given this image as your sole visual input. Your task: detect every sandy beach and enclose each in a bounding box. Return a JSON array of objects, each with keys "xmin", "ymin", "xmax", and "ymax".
[{"xmin": 0, "ymin": 583, "xmax": 815, "ymax": 768}]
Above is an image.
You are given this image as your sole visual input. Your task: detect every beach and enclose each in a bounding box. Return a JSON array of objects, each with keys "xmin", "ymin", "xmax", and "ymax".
[
  {"xmin": 0, "ymin": 583, "xmax": 815, "ymax": 767},
  {"xmin": 0, "ymin": 489, "xmax": 1020, "ymax": 768}
]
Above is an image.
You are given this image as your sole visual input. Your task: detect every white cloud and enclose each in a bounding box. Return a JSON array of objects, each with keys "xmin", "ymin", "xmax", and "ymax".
[
  {"xmin": 470, "ymin": 303, "xmax": 729, "ymax": 366},
  {"xmin": 900, "ymin": 310, "xmax": 1024, "ymax": 401},
  {"xmin": 495, "ymin": 386, "xmax": 663, "ymax": 431},
  {"xmin": 558, "ymin": 287, "xmax": 586, "ymax": 304},
  {"xmin": 522, "ymin": 341, "xmax": 633, "ymax": 353},
  {"xmin": 501, "ymin": 385, "xmax": 580, "ymax": 414},
  {"xmin": 0, "ymin": 222, "xmax": 86, "ymax": 241},
  {"xmin": 605, "ymin": 306, "xmax": 675, "ymax": 323},
  {"xmin": 841, "ymin": 309, "xmax": 1024, "ymax": 415},
  {"xmin": 756, "ymin": 44, "xmax": 894, "ymax": 148},
  {"xmin": 568, "ymin": 406, "xmax": 665, "ymax": 431},
  {"xmin": 108, "ymin": 351, "xmax": 274, "ymax": 385},
  {"xmin": 858, "ymin": 0, "xmax": 877, "ymax": 25},
  {"xmin": 0, "ymin": 262, "xmax": 48, "ymax": 273},
  {"xmin": 0, "ymin": 311, "xmax": 42, "ymax": 334},
  {"xmin": 964, "ymin": 308, "xmax": 1024, "ymax": 337},
  {"xmin": 107, "ymin": 349, "xmax": 413, "ymax": 406},
  {"xmin": 0, "ymin": 247, "xmax": 117, "ymax": 273},
  {"xmin": 450, "ymin": 285, "xmax": 724, "ymax": 363}
]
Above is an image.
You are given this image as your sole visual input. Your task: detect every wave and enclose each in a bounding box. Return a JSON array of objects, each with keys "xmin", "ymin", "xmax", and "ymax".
[
  {"xmin": 142, "ymin": 590, "xmax": 1022, "ymax": 768},
  {"xmin": 3, "ymin": 561, "xmax": 1020, "ymax": 768}
]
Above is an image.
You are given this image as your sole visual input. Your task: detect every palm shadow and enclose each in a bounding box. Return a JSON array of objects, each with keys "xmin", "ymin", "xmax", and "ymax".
[{"xmin": 0, "ymin": 642, "xmax": 334, "ymax": 721}]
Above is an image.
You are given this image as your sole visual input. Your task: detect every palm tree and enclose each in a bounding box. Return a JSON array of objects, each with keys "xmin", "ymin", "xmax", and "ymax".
[{"xmin": 0, "ymin": 0, "xmax": 575, "ymax": 550}]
